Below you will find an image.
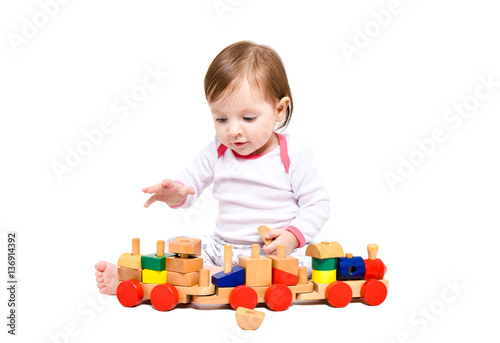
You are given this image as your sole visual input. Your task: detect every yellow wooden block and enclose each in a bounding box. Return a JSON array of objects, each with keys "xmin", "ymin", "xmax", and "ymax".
[
  {"xmin": 142, "ymin": 269, "xmax": 167, "ymax": 284},
  {"xmin": 117, "ymin": 253, "xmax": 142, "ymax": 269},
  {"xmin": 312, "ymin": 269, "xmax": 336, "ymax": 284}
]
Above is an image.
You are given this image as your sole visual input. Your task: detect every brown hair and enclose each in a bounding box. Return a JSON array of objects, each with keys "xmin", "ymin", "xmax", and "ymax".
[{"xmin": 204, "ymin": 41, "xmax": 293, "ymax": 131}]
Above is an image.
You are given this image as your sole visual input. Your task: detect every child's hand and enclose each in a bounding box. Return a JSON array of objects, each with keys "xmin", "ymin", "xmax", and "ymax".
[
  {"xmin": 262, "ymin": 229, "xmax": 299, "ymax": 256},
  {"xmin": 142, "ymin": 179, "xmax": 195, "ymax": 208}
]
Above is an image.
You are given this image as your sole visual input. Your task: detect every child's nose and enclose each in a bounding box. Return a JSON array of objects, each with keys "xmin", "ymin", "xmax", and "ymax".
[{"xmin": 228, "ymin": 123, "xmax": 242, "ymax": 136}]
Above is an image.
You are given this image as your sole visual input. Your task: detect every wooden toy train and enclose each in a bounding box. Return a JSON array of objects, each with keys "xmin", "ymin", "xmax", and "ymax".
[{"xmin": 116, "ymin": 228, "xmax": 388, "ymax": 313}]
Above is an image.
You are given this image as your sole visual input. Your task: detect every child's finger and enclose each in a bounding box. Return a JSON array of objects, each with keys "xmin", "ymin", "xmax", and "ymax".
[
  {"xmin": 143, "ymin": 183, "xmax": 163, "ymax": 194},
  {"xmin": 265, "ymin": 229, "xmax": 283, "ymax": 240},
  {"xmin": 144, "ymin": 194, "xmax": 157, "ymax": 208}
]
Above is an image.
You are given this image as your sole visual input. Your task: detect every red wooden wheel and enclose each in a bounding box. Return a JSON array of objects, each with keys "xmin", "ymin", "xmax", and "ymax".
[
  {"xmin": 117, "ymin": 279, "xmax": 144, "ymax": 307},
  {"xmin": 326, "ymin": 281, "xmax": 353, "ymax": 308},
  {"xmin": 229, "ymin": 285, "xmax": 258, "ymax": 310},
  {"xmin": 265, "ymin": 284, "xmax": 293, "ymax": 311},
  {"xmin": 150, "ymin": 283, "xmax": 179, "ymax": 311},
  {"xmin": 361, "ymin": 279, "xmax": 387, "ymax": 306}
]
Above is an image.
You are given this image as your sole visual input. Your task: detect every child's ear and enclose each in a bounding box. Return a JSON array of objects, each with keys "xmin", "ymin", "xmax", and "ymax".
[{"xmin": 276, "ymin": 97, "xmax": 290, "ymax": 121}]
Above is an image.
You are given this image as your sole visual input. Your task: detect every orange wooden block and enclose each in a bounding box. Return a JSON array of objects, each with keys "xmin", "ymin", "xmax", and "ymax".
[
  {"xmin": 166, "ymin": 270, "xmax": 200, "ymax": 287},
  {"xmin": 238, "ymin": 245, "xmax": 272, "ymax": 287},
  {"xmin": 118, "ymin": 267, "xmax": 142, "ymax": 282},
  {"xmin": 169, "ymin": 237, "xmax": 201, "ymax": 256},
  {"xmin": 165, "ymin": 256, "xmax": 204, "ymax": 273}
]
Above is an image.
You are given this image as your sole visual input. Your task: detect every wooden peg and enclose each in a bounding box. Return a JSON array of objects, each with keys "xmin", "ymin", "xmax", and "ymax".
[
  {"xmin": 277, "ymin": 245, "xmax": 285, "ymax": 259},
  {"xmin": 156, "ymin": 240, "xmax": 165, "ymax": 257},
  {"xmin": 251, "ymin": 244, "xmax": 260, "ymax": 259},
  {"xmin": 298, "ymin": 266, "xmax": 307, "ymax": 284},
  {"xmin": 367, "ymin": 244, "xmax": 379, "ymax": 260},
  {"xmin": 346, "ymin": 253, "xmax": 353, "ymax": 258},
  {"xmin": 224, "ymin": 245, "xmax": 232, "ymax": 274},
  {"xmin": 199, "ymin": 269, "xmax": 210, "ymax": 287},
  {"xmin": 132, "ymin": 238, "xmax": 140, "ymax": 255}
]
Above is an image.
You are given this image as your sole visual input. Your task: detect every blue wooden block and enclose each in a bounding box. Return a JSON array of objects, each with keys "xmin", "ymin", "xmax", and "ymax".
[
  {"xmin": 212, "ymin": 265, "xmax": 245, "ymax": 288},
  {"xmin": 337, "ymin": 256, "xmax": 366, "ymax": 280}
]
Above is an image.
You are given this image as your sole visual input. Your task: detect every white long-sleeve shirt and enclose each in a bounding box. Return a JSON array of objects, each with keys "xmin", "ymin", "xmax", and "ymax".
[{"xmin": 173, "ymin": 133, "xmax": 330, "ymax": 247}]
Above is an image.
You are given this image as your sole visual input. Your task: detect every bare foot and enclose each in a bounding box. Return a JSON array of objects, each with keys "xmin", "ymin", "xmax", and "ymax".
[{"xmin": 95, "ymin": 261, "xmax": 118, "ymax": 295}]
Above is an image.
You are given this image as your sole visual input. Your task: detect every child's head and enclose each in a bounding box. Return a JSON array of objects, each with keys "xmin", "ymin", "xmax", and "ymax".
[{"xmin": 204, "ymin": 41, "xmax": 293, "ymax": 155}]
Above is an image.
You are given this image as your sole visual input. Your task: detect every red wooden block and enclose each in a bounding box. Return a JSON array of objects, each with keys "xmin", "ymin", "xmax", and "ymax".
[
  {"xmin": 361, "ymin": 279, "xmax": 387, "ymax": 306},
  {"xmin": 117, "ymin": 279, "xmax": 143, "ymax": 307},
  {"xmin": 265, "ymin": 284, "xmax": 292, "ymax": 311},
  {"xmin": 326, "ymin": 281, "xmax": 353, "ymax": 308},
  {"xmin": 229, "ymin": 285, "xmax": 258, "ymax": 310},
  {"xmin": 364, "ymin": 258, "xmax": 387, "ymax": 280},
  {"xmin": 150, "ymin": 283, "xmax": 179, "ymax": 311},
  {"xmin": 272, "ymin": 268, "xmax": 298, "ymax": 286}
]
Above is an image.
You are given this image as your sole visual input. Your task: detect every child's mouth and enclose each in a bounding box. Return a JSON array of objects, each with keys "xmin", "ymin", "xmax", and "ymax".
[{"xmin": 234, "ymin": 142, "xmax": 247, "ymax": 147}]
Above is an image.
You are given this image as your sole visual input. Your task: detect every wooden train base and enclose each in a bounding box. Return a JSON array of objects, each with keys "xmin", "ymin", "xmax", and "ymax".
[{"xmin": 116, "ymin": 229, "xmax": 389, "ymax": 320}]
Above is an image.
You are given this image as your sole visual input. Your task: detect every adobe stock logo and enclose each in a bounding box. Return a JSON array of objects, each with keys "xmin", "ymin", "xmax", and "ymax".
[
  {"xmin": 384, "ymin": 74, "xmax": 499, "ymax": 192},
  {"xmin": 7, "ymin": 0, "xmax": 71, "ymax": 54},
  {"xmin": 51, "ymin": 64, "xmax": 170, "ymax": 183}
]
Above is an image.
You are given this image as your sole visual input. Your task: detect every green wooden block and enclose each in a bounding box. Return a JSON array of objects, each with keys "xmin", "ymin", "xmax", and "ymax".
[
  {"xmin": 141, "ymin": 252, "xmax": 174, "ymax": 271},
  {"xmin": 312, "ymin": 257, "xmax": 337, "ymax": 271}
]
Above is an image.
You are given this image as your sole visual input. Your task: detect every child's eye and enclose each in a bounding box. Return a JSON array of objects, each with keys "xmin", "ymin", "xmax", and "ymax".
[
  {"xmin": 216, "ymin": 118, "xmax": 227, "ymax": 123},
  {"xmin": 243, "ymin": 117, "xmax": 256, "ymax": 121}
]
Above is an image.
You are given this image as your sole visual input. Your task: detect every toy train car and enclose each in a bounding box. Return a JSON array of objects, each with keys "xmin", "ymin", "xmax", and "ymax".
[{"xmin": 116, "ymin": 236, "xmax": 388, "ymax": 312}]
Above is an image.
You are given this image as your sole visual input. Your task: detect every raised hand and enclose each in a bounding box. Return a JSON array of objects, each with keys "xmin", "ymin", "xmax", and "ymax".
[{"xmin": 142, "ymin": 179, "xmax": 195, "ymax": 208}]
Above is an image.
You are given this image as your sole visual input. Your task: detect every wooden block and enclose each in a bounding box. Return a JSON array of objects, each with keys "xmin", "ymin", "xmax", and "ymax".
[
  {"xmin": 142, "ymin": 269, "xmax": 167, "ymax": 284},
  {"xmin": 212, "ymin": 265, "xmax": 245, "ymax": 288},
  {"xmin": 235, "ymin": 307, "xmax": 265, "ymax": 330},
  {"xmin": 141, "ymin": 253, "xmax": 174, "ymax": 271},
  {"xmin": 272, "ymin": 268, "xmax": 298, "ymax": 286},
  {"xmin": 238, "ymin": 255, "xmax": 272, "ymax": 287},
  {"xmin": 169, "ymin": 237, "xmax": 201, "ymax": 256},
  {"xmin": 338, "ymin": 256, "xmax": 365, "ymax": 280},
  {"xmin": 118, "ymin": 267, "xmax": 142, "ymax": 282},
  {"xmin": 306, "ymin": 241, "xmax": 344, "ymax": 259},
  {"xmin": 165, "ymin": 256, "xmax": 204, "ymax": 273},
  {"xmin": 167, "ymin": 270, "xmax": 199, "ymax": 287},
  {"xmin": 312, "ymin": 269, "xmax": 336, "ymax": 284},
  {"xmin": 117, "ymin": 238, "xmax": 142, "ymax": 269},
  {"xmin": 312, "ymin": 257, "xmax": 337, "ymax": 271},
  {"xmin": 257, "ymin": 225, "xmax": 272, "ymax": 245},
  {"xmin": 266, "ymin": 254, "xmax": 299, "ymax": 276}
]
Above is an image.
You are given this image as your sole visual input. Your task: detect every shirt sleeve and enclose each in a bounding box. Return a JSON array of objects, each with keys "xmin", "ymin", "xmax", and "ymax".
[
  {"xmin": 286, "ymin": 144, "xmax": 330, "ymax": 246},
  {"xmin": 172, "ymin": 138, "xmax": 217, "ymax": 209}
]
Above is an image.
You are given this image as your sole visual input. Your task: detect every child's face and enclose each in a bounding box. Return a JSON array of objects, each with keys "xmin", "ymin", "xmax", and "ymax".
[{"xmin": 210, "ymin": 78, "xmax": 289, "ymax": 156}]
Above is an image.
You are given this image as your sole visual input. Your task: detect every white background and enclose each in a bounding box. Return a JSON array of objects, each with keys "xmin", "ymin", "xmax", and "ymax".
[{"xmin": 1, "ymin": 0, "xmax": 499, "ymax": 342}]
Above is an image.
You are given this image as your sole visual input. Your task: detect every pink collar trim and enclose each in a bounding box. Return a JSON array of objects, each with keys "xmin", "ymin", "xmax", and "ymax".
[{"xmin": 217, "ymin": 133, "xmax": 290, "ymax": 173}]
